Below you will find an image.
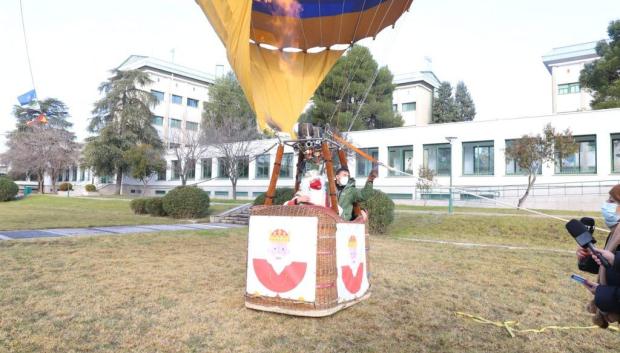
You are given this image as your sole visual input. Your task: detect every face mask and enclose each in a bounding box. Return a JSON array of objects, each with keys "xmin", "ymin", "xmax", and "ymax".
[
  {"xmin": 338, "ymin": 176, "xmax": 349, "ymax": 186},
  {"xmin": 601, "ymin": 202, "xmax": 620, "ymax": 228}
]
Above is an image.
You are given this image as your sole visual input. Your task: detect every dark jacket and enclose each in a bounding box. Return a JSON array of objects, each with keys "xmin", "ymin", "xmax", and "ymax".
[
  {"xmin": 579, "ymin": 234, "xmax": 620, "ymax": 313},
  {"xmin": 336, "ymin": 177, "xmax": 373, "ymax": 221}
]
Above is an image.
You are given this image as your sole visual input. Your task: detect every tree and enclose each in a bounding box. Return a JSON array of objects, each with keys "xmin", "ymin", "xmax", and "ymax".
[
  {"xmin": 454, "ymin": 81, "xmax": 476, "ymax": 121},
  {"xmin": 505, "ymin": 123, "xmax": 577, "ymax": 207},
  {"xmin": 124, "ymin": 144, "xmax": 166, "ymax": 192},
  {"xmin": 416, "ymin": 166, "xmax": 436, "ymax": 206},
  {"xmin": 304, "ymin": 45, "xmax": 402, "ymax": 131},
  {"xmin": 13, "ymin": 98, "xmax": 73, "ymax": 130},
  {"xmin": 83, "ymin": 69, "xmax": 162, "ymax": 194},
  {"xmin": 203, "ymin": 73, "xmax": 261, "ymax": 200},
  {"xmin": 431, "ymin": 82, "xmax": 456, "ymax": 123},
  {"xmin": 580, "ymin": 20, "xmax": 620, "ymax": 110},
  {"xmin": 1, "ymin": 125, "xmax": 78, "ymax": 193},
  {"xmin": 169, "ymin": 128, "xmax": 209, "ymax": 186}
]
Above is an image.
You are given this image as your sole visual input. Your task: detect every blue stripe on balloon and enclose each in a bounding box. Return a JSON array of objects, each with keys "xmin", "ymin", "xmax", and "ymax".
[{"xmin": 252, "ymin": 0, "xmax": 389, "ymax": 19}]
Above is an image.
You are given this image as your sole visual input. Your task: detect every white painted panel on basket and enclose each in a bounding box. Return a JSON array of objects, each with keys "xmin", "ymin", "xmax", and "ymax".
[
  {"xmin": 336, "ymin": 223, "xmax": 369, "ymax": 303},
  {"xmin": 247, "ymin": 216, "xmax": 318, "ymax": 302}
]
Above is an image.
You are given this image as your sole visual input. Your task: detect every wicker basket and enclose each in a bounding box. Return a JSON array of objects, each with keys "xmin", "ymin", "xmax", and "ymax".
[{"xmin": 245, "ymin": 205, "xmax": 370, "ymax": 317}]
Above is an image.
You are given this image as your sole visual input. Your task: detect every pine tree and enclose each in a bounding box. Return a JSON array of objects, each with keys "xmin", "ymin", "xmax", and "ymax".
[
  {"xmin": 454, "ymin": 81, "xmax": 476, "ymax": 121},
  {"xmin": 431, "ymin": 82, "xmax": 456, "ymax": 123},
  {"xmin": 580, "ymin": 20, "xmax": 620, "ymax": 110},
  {"xmin": 305, "ymin": 45, "xmax": 402, "ymax": 131},
  {"xmin": 12, "ymin": 98, "xmax": 73, "ymax": 130}
]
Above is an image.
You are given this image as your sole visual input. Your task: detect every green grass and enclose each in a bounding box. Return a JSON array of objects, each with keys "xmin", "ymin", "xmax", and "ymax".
[
  {"xmin": 0, "ymin": 219, "xmax": 617, "ymax": 353},
  {"xmin": 395, "ymin": 204, "xmax": 601, "ymax": 217},
  {"xmin": 0, "ymin": 195, "xmax": 239, "ymax": 231}
]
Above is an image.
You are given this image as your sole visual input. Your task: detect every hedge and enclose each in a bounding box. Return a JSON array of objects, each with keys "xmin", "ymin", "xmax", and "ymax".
[
  {"xmin": 162, "ymin": 186, "xmax": 210, "ymax": 218},
  {"xmin": 253, "ymin": 188, "xmax": 296, "ymax": 206},
  {"xmin": 145, "ymin": 197, "xmax": 167, "ymax": 217},
  {"xmin": 85, "ymin": 184, "xmax": 97, "ymax": 192},
  {"xmin": 0, "ymin": 177, "xmax": 18, "ymax": 202},
  {"xmin": 59, "ymin": 182, "xmax": 73, "ymax": 191},
  {"xmin": 360, "ymin": 189, "xmax": 395, "ymax": 235},
  {"xmin": 130, "ymin": 198, "xmax": 149, "ymax": 215}
]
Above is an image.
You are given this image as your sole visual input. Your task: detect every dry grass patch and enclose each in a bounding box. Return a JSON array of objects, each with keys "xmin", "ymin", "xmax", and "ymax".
[{"xmin": 0, "ymin": 228, "xmax": 618, "ymax": 353}]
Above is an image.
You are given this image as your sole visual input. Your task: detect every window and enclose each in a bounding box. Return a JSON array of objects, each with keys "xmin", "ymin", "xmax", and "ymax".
[
  {"xmin": 555, "ymin": 135, "xmax": 596, "ymax": 174},
  {"xmin": 255, "ymin": 154, "xmax": 270, "ymax": 179},
  {"xmin": 402, "ymin": 102, "xmax": 416, "ymax": 112},
  {"xmin": 187, "ymin": 98, "xmax": 199, "ymax": 108},
  {"xmin": 613, "ymin": 134, "xmax": 620, "ymax": 173},
  {"xmin": 202, "ymin": 158, "xmax": 212, "ymax": 179},
  {"xmin": 187, "ymin": 160, "xmax": 196, "ymax": 179},
  {"xmin": 171, "ymin": 160, "xmax": 180, "ymax": 180},
  {"xmin": 392, "ymin": 104, "xmax": 398, "ymax": 112},
  {"xmin": 152, "ymin": 115, "xmax": 164, "ymax": 126},
  {"xmin": 388, "ymin": 146, "xmax": 413, "ymax": 176},
  {"xmin": 218, "ymin": 157, "xmax": 249, "ymax": 179},
  {"xmin": 65, "ymin": 169, "xmax": 71, "ymax": 181},
  {"xmin": 155, "ymin": 190, "xmax": 166, "ymax": 195},
  {"xmin": 80, "ymin": 169, "xmax": 85, "ymax": 182},
  {"xmin": 356, "ymin": 148, "xmax": 379, "ymax": 177},
  {"xmin": 170, "ymin": 118, "xmax": 182, "ymax": 129},
  {"xmin": 505, "ymin": 139, "xmax": 542, "ymax": 175},
  {"xmin": 558, "ymin": 83, "xmax": 580, "ymax": 95},
  {"xmin": 279, "ymin": 153, "xmax": 294, "ymax": 178},
  {"xmin": 423, "ymin": 144, "xmax": 451, "ymax": 176},
  {"xmin": 72, "ymin": 168, "xmax": 77, "ymax": 181},
  {"xmin": 151, "ymin": 90, "xmax": 164, "ymax": 103},
  {"xmin": 463, "ymin": 141, "xmax": 494, "ymax": 175},
  {"xmin": 171, "ymin": 94, "xmax": 183, "ymax": 104},
  {"xmin": 186, "ymin": 121, "xmax": 199, "ymax": 131},
  {"xmin": 157, "ymin": 168, "xmax": 166, "ymax": 181}
]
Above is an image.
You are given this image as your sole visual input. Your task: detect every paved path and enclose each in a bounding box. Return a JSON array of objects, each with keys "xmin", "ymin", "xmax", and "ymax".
[{"xmin": 0, "ymin": 223, "xmax": 244, "ymax": 241}]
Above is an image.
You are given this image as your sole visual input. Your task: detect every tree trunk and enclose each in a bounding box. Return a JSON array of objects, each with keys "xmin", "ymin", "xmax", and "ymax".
[
  {"xmin": 181, "ymin": 175, "xmax": 187, "ymax": 186},
  {"xmin": 517, "ymin": 173, "xmax": 536, "ymax": 208},
  {"xmin": 51, "ymin": 171, "xmax": 57, "ymax": 193},
  {"xmin": 115, "ymin": 167, "xmax": 123, "ymax": 195},
  {"xmin": 37, "ymin": 172, "xmax": 44, "ymax": 194},
  {"xmin": 231, "ymin": 178, "xmax": 237, "ymax": 200}
]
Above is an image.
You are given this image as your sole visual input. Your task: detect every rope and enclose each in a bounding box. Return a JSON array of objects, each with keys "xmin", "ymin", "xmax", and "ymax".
[
  {"xmin": 19, "ymin": 0, "xmax": 36, "ymax": 91},
  {"xmin": 455, "ymin": 312, "xmax": 619, "ymax": 338}
]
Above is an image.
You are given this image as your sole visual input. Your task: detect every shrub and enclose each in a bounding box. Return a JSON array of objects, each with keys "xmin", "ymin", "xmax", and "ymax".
[
  {"xmin": 360, "ymin": 189, "xmax": 395, "ymax": 235},
  {"xmin": 145, "ymin": 197, "xmax": 167, "ymax": 217},
  {"xmin": 0, "ymin": 177, "xmax": 18, "ymax": 202},
  {"xmin": 59, "ymin": 182, "xmax": 73, "ymax": 191},
  {"xmin": 162, "ymin": 186, "xmax": 210, "ymax": 219},
  {"xmin": 253, "ymin": 188, "xmax": 296, "ymax": 206},
  {"xmin": 130, "ymin": 198, "xmax": 149, "ymax": 215},
  {"xmin": 85, "ymin": 184, "xmax": 97, "ymax": 192}
]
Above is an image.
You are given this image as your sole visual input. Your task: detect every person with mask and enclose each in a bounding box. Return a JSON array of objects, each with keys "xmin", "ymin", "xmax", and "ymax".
[
  {"xmin": 334, "ymin": 167, "xmax": 377, "ymax": 221},
  {"xmin": 576, "ymin": 184, "xmax": 620, "ymax": 327}
]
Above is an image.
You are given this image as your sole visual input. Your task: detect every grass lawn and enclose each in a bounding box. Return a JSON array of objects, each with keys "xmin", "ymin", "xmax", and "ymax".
[
  {"xmin": 0, "ymin": 195, "xmax": 239, "ymax": 231},
  {"xmin": 395, "ymin": 204, "xmax": 601, "ymax": 218},
  {"xmin": 1, "ymin": 213, "xmax": 618, "ymax": 352}
]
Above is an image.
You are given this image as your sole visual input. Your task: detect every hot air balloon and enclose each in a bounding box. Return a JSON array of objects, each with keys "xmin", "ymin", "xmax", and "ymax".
[{"xmin": 196, "ymin": 0, "xmax": 414, "ymax": 136}]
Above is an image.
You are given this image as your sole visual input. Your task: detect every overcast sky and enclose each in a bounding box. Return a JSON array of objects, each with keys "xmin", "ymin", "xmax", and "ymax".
[{"xmin": 0, "ymin": 0, "xmax": 617, "ymax": 146}]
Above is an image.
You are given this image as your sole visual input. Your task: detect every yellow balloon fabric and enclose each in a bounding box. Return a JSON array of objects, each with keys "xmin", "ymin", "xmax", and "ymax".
[{"xmin": 195, "ymin": 0, "xmax": 413, "ymax": 136}]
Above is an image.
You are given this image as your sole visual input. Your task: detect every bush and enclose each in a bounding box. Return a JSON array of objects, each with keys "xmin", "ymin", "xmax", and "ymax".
[
  {"xmin": 85, "ymin": 184, "xmax": 97, "ymax": 192},
  {"xmin": 0, "ymin": 177, "xmax": 18, "ymax": 202},
  {"xmin": 253, "ymin": 188, "xmax": 296, "ymax": 206},
  {"xmin": 360, "ymin": 189, "xmax": 395, "ymax": 235},
  {"xmin": 130, "ymin": 198, "xmax": 149, "ymax": 215},
  {"xmin": 162, "ymin": 186, "xmax": 210, "ymax": 219},
  {"xmin": 59, "ymin": 182, "xmax": 73, "ymax": 191},
  {"xmin": 145, "ymin": 197, "xmax": 167, "ymax": 217}
]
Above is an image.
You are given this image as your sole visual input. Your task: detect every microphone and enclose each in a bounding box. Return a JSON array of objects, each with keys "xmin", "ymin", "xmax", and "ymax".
[
  {"xmin": 566, "ymin": 219, "xmax": 610, "ymax": 269},
  {"xmin": 580, "ymin": 217, "xmax": 596, "ymax": 243}
]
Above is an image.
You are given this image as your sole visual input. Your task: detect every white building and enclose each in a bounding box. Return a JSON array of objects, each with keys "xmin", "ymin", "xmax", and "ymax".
[
  {"xmin": 542, "ymin": 41, "xmax": 599, "ymax": 114},
  {"xmin": 57, "ymin": 44, "xmax": 620, "ymax": 211}
]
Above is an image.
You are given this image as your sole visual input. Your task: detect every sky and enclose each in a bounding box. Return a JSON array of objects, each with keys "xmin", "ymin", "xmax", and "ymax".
[{"xmin": 0, "ymin": 0, "xmax": 618, "ymax": 147}]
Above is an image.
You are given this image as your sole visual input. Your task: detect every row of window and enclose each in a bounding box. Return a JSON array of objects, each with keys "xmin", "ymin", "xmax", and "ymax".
[
  {"xmin": 151, "ymin": 116, "xmax": 199, "ymax": 130},
  {"xmin": 156, "ymin": 134, "xmax": 614, "ymax": 181},
  {"xmin": 392, "ymin": 102, "xmax": 416, "ymax": 113},
  {"xmin": 558, "ymin": 82, "xmax": 580, "ymax": 95},
  {"xmin": 151, "ymin": 90, "xmax": 200, "ymax": 108}
]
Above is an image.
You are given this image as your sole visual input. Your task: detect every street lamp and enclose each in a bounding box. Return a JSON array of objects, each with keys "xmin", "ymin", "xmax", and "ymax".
[{"xmin": 445, "ymin": 136, "xmax": 457, "ymax": 214}]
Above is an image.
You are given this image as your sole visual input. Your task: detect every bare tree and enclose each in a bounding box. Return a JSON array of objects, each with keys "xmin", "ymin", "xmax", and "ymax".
[
  {"xmin": 2, "ymin": 125, "xmax": 78, "ymax": 193},
  {"xmin": 505, "ymin": 123, "xmax": 577, "ymax": 207},
  {"xmin": 169, "ymin": 128, "xmax": 209, "ymax": 186},
  {"xmin": 203, "ymin": 117, "xmax": 261, "ymax": 200},
  {"xmin": 416, "ymin": 165, "xmax": 436, "ymax": 206}
]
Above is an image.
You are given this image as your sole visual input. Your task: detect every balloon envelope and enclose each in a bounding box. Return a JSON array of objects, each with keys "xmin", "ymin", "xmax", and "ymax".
[{"xmin": 196, "ymin": 0, "xmax": 413, "ymax": 136}]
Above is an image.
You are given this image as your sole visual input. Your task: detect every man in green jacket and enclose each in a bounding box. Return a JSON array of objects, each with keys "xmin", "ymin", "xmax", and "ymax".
[{"xmin": 335, "ymin": 167, "xmax": 377, "ymax": 221}]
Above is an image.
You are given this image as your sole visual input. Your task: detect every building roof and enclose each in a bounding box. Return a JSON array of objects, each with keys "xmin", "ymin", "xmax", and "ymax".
[
  {"xmin": 542, "ymin": 41, "xmax": 600, "ymax": 73},
  {"xmin": 117, "ymin": 55, "xmax": 216, "ymax": 85},
  {"xmin": 393, "ymin": 71, "xmax": 441, "ymax": 89}
]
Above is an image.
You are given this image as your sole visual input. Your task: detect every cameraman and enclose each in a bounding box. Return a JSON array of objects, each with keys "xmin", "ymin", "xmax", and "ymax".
[{"xmin": 577, "ymin": 185, "xmax": 620, "ymax": 327}]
